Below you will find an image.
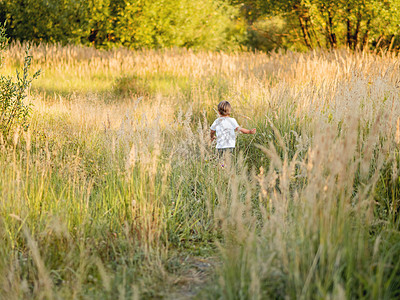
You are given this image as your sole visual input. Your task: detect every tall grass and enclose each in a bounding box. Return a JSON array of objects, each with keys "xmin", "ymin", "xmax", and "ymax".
[{"xmin": 1, "ymin": 43, "xmax": 400, "ymax": 298}]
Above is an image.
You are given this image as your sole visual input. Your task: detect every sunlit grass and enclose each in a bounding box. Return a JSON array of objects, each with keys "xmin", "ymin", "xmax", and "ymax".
[{"xmin": 1, "ymin": 42, "xmax": 400, "ymax": 298}]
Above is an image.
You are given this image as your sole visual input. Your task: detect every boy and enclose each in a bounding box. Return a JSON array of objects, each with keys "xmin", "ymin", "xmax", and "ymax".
[{"xmin": 210, "ymin": 101, "xmax": 256, "ymax": 157}]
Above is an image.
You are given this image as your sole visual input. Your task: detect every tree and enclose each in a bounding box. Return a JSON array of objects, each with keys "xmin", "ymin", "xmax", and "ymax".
[
  {"xmin": 0, "ymin": 0, "xmax": 88, "ymax": 44},
  {"xmin": 231, "ymin": 0, "xmax": 400, "ymax": 51},
  {"xmin": 0, "ymin": 0, "xmax": 245, "ymax": 50}
]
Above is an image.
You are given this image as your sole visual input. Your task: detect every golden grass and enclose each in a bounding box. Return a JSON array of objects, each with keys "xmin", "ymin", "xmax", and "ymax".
[{"xmin": 1, "ymin": 42, "xmax": 400, "ymax": 298}]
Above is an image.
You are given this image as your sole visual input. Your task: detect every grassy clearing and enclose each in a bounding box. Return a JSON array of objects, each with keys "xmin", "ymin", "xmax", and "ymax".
[{"xmin": 1, "ymin": 43, "xmax": 400, "ymax": 298}]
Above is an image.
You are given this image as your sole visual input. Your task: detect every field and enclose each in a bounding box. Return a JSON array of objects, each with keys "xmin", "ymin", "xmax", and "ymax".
[{"xmin": 1, "ymin": 42, "xmax": 400, "ymax": 299}]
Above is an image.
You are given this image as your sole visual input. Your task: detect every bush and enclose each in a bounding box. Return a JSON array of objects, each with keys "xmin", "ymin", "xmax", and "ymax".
[{"xmin": 0, "ymin": 25, "xmax": 40, "ymax": 140}]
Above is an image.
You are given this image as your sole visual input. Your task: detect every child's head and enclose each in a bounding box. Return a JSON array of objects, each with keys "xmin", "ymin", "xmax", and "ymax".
[{"xmin": 218, "ymin": 101, "xmax": 231, "ymax": 116}]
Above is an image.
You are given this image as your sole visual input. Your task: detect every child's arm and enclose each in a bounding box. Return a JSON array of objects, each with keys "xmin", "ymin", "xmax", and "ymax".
[
  {"xmin": 237, "ymin": 127, "xmax": 256, "ymax": 134},
  {"xmin": 210, "ymin": 129, "xmax": 216, "ymax": 141}
]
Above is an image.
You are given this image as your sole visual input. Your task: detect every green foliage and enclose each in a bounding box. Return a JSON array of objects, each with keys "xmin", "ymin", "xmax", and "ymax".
[
  {"xmin": 2, "ymin": 0, "xmax": 400, "ymax": 50},
  {"xmin": 231, "ymin": 0, "xmax": 400, "ymax": 51},
  {"xmin": 87, "ymin": 0, "xmax": 245, "ymax": 50},
  {"xmin": 1, "ymin": 0, "xmax": 88, "ymax": 44},
  {"xmin": 0, "ymin": 25, "xmax": 8, "ymax": 65},
  {"xmin": 0, "ymin": 26, "xmax": 40, "ymax": 139},
  {"xmin": 0, "ymin": 0, "xmax": 245, "ymax": 50},
  {"xmin": 246, "ymin": 16, "xmax": 288, "ymax": 51}
]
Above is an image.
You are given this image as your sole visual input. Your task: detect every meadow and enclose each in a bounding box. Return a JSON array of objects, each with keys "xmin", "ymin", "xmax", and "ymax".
[{"xmin": 1, "ymin": 42, "xmax": 400, "ymax": 299}]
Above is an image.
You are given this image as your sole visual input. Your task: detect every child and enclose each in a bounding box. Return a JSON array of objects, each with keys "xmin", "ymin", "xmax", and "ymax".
[{"xmin": 210, "ymin": 101, "xmax": 256, "ymax": 157}]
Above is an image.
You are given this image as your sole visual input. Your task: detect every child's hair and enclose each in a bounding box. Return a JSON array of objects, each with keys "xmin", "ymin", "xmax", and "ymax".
[{"xmin": 218, "ymin": 101, "xmax": 231, "ymax": 116}]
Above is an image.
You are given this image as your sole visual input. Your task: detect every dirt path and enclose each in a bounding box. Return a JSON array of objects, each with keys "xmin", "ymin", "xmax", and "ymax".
[{"xmin": 166, "ymin": 256, "xmax": 217, "ymax": 299}]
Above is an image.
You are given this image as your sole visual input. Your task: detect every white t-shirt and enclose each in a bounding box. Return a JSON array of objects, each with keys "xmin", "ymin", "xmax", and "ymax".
[{"xmin": 210, "ymin": 117, "xmax": 240, "ymax": 149}]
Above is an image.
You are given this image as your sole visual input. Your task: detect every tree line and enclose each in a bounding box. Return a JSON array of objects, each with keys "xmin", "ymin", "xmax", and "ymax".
[
  {"xmin": 235, "ymin": 0, "xmax": 400, "ymax": 52},
  {"xmin": 0, "ymin": 0, "xmax": 244, "ymax": 50},
  {"xmin": 1, "ymin": 0, "xmax": 400, "ymax": 51}
]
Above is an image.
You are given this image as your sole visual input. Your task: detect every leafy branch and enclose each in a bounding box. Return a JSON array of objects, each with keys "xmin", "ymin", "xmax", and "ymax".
[{"xmin": 0, "ymin": 26, "xmax": 40, "ymax": 139}]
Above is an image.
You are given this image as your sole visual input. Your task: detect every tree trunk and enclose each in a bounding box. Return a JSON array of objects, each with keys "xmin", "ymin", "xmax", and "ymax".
[
  {"xmin": 293, "ymin": 3, "xmax": 312, "ymax": 49},
  {"xmin": 375, "ymin": 35, "xmax": 384, "ymax": 53},
  {"xmin": 346, "ymin": 19, "xmax": 352, "ymax": 49},
  {"xmin": 361, "ymin": 18, "xmax": 371, "ymax": 51},
  {"xmin": 311, "ymin": 24, "xmax": 322, "ymax": 48},
  {"xmin": 353, "ymin": 12, "xmax": 362, "ymax": 50},
  {"xmin": 345, "ymin": 5, "xmax": 352, "ymax": 49},
  {"xmin": 389, "ymin": 35, "xmax": 396, "ymax": 52},
  {"xmin": 298, "ymin": 15, "xmax": 312, "ymax": 49},
  {"xmin": 305, "ymin": 18, "xmax": 313, "ymax": 46},
  {"xmin": 327, "ymin": 10, "xmax": 336, "ymax": 48}
]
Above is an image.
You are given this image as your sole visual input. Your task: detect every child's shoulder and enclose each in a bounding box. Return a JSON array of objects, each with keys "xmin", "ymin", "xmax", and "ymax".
[
  {"xmin": 211, "ymin": 117, "xmax": 221, "ymax": 124},
  {"xmin": 211, "ymin": 116, "xmax": 237, "ymax": 124},
  {"xmin": 210, "ymin": 117, "xmax": 222, "ymax": 129},
  {"xmin": 228, "ymin": 117, "xmax": 239, "ymax": 124}
]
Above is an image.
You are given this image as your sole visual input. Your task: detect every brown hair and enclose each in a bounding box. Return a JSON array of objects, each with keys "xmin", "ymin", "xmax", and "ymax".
[{"xmin": 218, "ymin": 101, "xmax": 231, "ymax": 116}]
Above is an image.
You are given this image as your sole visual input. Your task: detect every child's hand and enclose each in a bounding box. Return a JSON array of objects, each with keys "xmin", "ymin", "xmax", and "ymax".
[{"xmin": 239, "ymin": 127, "xmax": 256, "ymax": 134}]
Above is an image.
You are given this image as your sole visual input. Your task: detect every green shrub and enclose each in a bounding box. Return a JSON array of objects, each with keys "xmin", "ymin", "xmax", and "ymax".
[{"xmin": 0, "ymin": 26, "xmax": 40, "ymax": 140}]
